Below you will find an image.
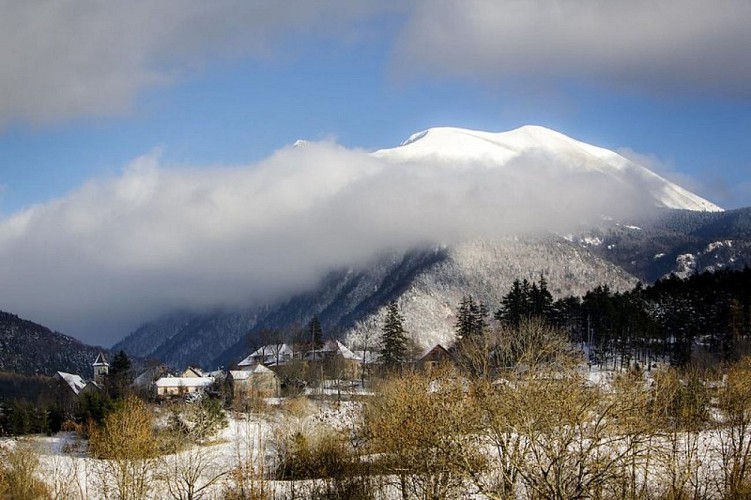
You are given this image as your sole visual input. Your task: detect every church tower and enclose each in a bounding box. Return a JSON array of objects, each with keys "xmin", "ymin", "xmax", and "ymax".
[{"xmin": 93, "ymin": 352, "xmax": 109, "ymax": 384}]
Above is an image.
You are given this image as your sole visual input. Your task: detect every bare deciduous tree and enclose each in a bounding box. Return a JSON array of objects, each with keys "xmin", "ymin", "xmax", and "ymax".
[{"xmin": 89, "ymin": 396, "xmax": 159, "ymax": 500}]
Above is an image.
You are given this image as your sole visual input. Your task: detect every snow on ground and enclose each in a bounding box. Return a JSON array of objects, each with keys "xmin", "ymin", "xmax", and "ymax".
[
  {"xmin": 4, "ymin": 397, "xmax": 367, "ymax": 499},
  {"xmin": 3, "ymin": 364, "xmax": 744, "ymax": 499}
]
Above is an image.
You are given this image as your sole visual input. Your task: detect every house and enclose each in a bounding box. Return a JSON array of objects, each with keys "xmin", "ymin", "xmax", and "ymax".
[
  {"xmin": 53, "ymin": 371, "xmax": 87, "ymax": 396},
  {"xmin": 418, "ymin": 344, "xmax": 453, "ymax": 372},
  {"xmin": 50, "ymin": 363, "xmax": 105, "ymax": 414},
  {"xmin": 228, "ymin": 365, "xmax": 280, "ymax": 398},
  {"xmin": 305, "ymin": 340, "xmax": 363, "ymax": 380},
  {"xmin": 154, "ymin": 375, "xmax": 214, "ymax": 398},
  {"xmin": 181, "ymin": 366, "xmax": 204, "ymax": 378}
]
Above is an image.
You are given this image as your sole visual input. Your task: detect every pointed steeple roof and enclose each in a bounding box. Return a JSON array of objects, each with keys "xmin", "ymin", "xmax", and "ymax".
[{"xmin": 93, "ymin": 352, "xmax": 109, "ymax": 366}]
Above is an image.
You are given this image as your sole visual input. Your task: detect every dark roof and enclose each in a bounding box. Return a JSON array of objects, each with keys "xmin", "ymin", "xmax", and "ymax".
[{"xmin": 93, "ymin": 352, "xmax": 109, "ymax": 366}]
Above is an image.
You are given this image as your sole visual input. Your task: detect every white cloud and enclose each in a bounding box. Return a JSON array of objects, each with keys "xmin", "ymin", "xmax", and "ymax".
[
  {"xmin": 0, "ymin": 139, "xmax": 649, "ymax": 345},
  {"xmin": 396, "ymin": 0, "xmax": 751, "ymax": 95},
  {"xmin": 617, "ymin": 148, "xmax": 700, "ymax": 193},
  {"xmin": 0, "ymin": 1, "xmax": 390, "ymax": 125}
]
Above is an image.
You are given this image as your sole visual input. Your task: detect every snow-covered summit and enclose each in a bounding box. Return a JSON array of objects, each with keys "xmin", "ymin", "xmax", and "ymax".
[{"xmin": 373, "ymin": 125, "xmax": 722, "ymax": 212}]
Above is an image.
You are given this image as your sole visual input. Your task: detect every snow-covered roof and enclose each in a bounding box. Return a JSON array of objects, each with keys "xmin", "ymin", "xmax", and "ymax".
[
  {"xmin": 239, "ymin": 343, "xmax": 294, "ymax": 366},
  {"xmin": 333, "ymin": 340, "xmax": 361, "ymax": 360},
  {"xmin": 181, "ymin": 367, "xmax": 203, "ymax": 377},
  {"xmin": 56, "ymin": 371, "xmax": 87, "ymax": 394},
  {"xmin": 155, "ymin": 376, "xmax": 213, "ymax": 388},
  {"xmin": 305, "ymin": 340, "xmax": 362, "ymax": 361},
  {"xmin": 230, "ymin": 364, "xmax": 276, "ymax": 380}
]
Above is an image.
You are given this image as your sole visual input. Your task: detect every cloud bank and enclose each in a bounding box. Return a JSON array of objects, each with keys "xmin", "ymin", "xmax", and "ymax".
[
  {"xmin": 398, "ymin": 0, "xmax": 751, "ymax": 95},
  {"xmin": 0, "ymin": 1, "xmax": 389, "ymax": 125},
  {"xmin": 0, "ymin": 140, "xmax": 650, "ymax": 345},
  {"xmin": 2, "ymin": 1, "xmax": 749, "ymax": 127}
]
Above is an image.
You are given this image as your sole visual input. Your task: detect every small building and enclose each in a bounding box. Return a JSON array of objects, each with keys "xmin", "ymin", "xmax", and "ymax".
[
  {"xmin": 54, "ymin": 371, "xmax": 87, "ymax": 396},
  {"xmin": 305, "ymin": 340, "xmax": 362, "ymax": 380},
  {"xmin": 50, "ymin": 370, "xmax": 103, "ymax": 414},
  {"xmin": 154, "ymin": 375, "xmax": 213, "ymax": 398},
  {"xmin": 181, "ymin": 366, "xmax": 204, "ymax": 378},
  {"xmin": 418, "ymin": 344, "xmax": 453, "ymax": 372},
  {"xmin": 228, "ymin": 364, "xmax": 280, "ymax": 398}
]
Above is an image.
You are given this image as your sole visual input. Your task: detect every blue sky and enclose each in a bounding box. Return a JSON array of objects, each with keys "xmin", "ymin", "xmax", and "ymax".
[{"xmin": 1, "ymin": 1, "xmax": 751, "ymax": 344}]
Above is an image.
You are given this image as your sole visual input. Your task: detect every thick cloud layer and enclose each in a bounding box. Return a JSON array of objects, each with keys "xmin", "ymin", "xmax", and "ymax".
[
  {"xmin": 398, "ymin": 0, "xmax": 751, "ymax": 95},
  {"xmin": 0, "ymin": 141, "xmax": 650, "ymax": 345},
  {"xmin": 2, "ymin": 1, "xmax": 749, "ymax": 127},
  {"xmin": 0, "ymin": 1, "xmax": 389, "ymax": 125}
]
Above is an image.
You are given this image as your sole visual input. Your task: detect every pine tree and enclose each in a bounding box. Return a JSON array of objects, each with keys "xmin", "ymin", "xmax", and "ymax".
[
  {"xmin": 381, "ymin": 301, "xmax": 409, "ymax": 371},
  {"xmin": 497, "ymin": 275, "xmax": 554, "ymax": 327},
  {"xmin": 496, "ymin": 280, "xmax": 527, "ymax": 327},
  {"xmin": 455, "ymin": 295, "xmax": 488, "ymax": 338},
  {"xmin": 107, "ymin": 350, "xmax": 132, "ymax": 400},
  {"xmin": 531, "ymin": 273, "xmax": 554, "ymax": 319},
  {"xmin": 308, "ymin": 315, "xmax": 323, "ymax": 349}
]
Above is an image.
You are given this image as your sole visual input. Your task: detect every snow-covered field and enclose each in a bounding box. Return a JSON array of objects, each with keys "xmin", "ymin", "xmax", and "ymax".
[
  {"xmin": 2, "ymin": 398, "xmax": 363, "ymax": 499},
  {"xmin": 3, "ymin": 366, "xmax": 750, "ymax": 499}
]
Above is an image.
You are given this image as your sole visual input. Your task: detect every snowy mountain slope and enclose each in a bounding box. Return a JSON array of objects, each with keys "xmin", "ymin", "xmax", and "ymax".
[
  {"xmin": 577, "ymin": 207, "xmax": 751, "ymax": 282},
  {"xmin": 116, "ymin": 249, "xmax": 449, "ymax": 369},
  {"xmin": 346, "ymin": 236, "xmax": 637, "ymax": 350},
  {"xmin": 117, "ymin": 238, "xmax": 637, "ymax": 369},
  {"xmin": 373, "ymin": 126, "xmax": 721, "ymax": 212}
]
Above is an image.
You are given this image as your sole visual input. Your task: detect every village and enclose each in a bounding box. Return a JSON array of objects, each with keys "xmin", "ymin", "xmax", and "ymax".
[{"xmin": 52, "ymin": 338, "xmax": 452, "ymax": 408}]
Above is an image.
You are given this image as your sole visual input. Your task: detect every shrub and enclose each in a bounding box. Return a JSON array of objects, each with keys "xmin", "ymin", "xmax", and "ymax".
[{"xmin": 0, "ymin": 440, "xmax": 49, "ymax": 500}]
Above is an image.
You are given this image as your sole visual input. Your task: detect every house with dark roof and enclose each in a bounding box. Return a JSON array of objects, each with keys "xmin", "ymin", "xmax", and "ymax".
[{"xmin": 417, "ymin": 344, "xmax": 454, "ymax": 372}]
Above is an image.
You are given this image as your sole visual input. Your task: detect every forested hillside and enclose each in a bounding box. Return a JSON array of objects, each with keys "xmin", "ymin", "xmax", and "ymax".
[{"xmin": 0, "ymin": 311, "xmax": 106, "ymax": 377}]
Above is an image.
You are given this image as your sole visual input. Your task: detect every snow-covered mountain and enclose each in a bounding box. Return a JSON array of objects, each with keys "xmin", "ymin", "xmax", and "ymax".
[
  {"xmin": 112, "ymin": 125, "xmax": 738, "ymax": 369},
  {"xmin": 373, "ymin": 126, "xmax": 721, "ymax": 213},
  {"xmin": 115, "ymin": 238, "xmax": 638, "ymax": 369}
]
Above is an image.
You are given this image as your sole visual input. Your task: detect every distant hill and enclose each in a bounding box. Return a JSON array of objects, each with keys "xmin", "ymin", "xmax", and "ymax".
[
  {"xmin": 0, "ymin": 310, "xmax": 106, "ymax": 378},
  {"xmin": 577, "ymin": 207, "xmax": 751, "ymax": 282}
]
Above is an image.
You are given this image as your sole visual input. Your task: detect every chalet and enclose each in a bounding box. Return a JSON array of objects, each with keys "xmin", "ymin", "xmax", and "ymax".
[
  {"xmin": 418, "ymin": 344, "xmax": 453, "ymax": 372},
  {"xmin": 305, "ymin": 340, "xmax": 362, "ymax": 380},
  {"xmin": 228, "ymin": 365, "xmax": 280, "ymax": 398}
]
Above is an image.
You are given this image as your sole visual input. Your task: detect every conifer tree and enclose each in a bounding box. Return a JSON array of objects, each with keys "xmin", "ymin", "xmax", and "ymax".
[
  {"xmin": 308, "ymin": 315, "xmax": 323, "ymax": 349},
  {"xmin": 107, "ymin": 350, "xmax": 132, "ymax": 399},
  {"xmin": 381, "ymin": 301, "xmax": 409, "ymax": 371},
  {"xmin": 455, "ymin": 295, "xmax": 488, "ymax": 338},
  {"xmin": 497, "ymin": 275, "xmax": 554, "ymax": 327},
  {"xmin": 496, "ymin": 280, "xmax": 527, "ymax": 327}
]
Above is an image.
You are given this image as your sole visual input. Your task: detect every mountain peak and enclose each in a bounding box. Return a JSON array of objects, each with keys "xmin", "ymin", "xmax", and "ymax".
[{"xmin": 373, "ymin": 125, "xmax": 722, "ymax": 213}]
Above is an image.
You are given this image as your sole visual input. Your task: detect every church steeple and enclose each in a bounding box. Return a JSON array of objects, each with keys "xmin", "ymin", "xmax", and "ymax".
[{"xmin": 93, "ymin": 352, "xmax": 109, "ymax": 384}]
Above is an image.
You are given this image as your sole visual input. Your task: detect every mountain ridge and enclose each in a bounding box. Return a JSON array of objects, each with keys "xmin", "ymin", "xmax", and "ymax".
[{"xmin": 0, "ymin": 310, "xmax": 108, "ymax": 377}]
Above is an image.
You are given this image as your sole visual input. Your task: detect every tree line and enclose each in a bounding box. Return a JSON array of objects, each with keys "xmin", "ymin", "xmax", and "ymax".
[{"xmin": 452, "ymin": 268, "xmax": 751, "ymax": 371}]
